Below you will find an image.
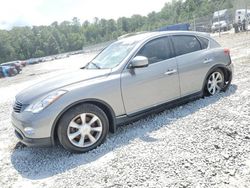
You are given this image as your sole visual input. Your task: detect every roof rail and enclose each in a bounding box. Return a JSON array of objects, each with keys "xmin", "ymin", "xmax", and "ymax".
[{"xmin": 118, "ymin": 31, "xmax": 148, "ymax": 40}]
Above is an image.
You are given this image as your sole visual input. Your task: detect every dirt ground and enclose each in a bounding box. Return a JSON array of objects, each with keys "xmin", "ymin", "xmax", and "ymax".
[{"xmin": 0, "ymin": 32, "xmax": 250, "ymax": 188}]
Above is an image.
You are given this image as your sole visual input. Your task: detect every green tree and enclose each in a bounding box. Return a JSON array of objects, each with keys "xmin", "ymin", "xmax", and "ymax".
[{"xmin": 0, "ymin": 0, "xmax": 241, "ymax": 64}]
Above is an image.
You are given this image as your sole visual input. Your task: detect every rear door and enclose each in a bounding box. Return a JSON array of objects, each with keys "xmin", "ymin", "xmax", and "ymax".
[
  {"xmin": 171, "ymin": 35, "xmax": 212, "ymax": 96},
  {"xmin": 121, "ymin": 36, "xmax": 181, "ymax": 115}
]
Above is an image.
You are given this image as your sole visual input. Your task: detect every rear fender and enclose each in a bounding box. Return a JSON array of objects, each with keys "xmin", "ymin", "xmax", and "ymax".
[{"xmin": 202, "ymin": 64, "xmax": 233, "ymax": 94}]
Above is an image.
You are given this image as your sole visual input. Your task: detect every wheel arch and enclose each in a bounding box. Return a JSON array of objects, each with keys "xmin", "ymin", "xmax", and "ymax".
[
  {"xmin": 51, "ymin": 99, "xmax": 116, "ymax": 145},
  {"xmin": 202, "ymin": 64, "xmax": 232, "ymax": 93}
]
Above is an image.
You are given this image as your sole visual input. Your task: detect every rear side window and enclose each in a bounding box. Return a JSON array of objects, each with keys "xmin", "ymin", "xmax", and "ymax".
[
  {"xmin": 197, "ymin": 36, "xmax": 209, "ymax": 49},
  {"xmin": 172, "ymin": 35, "xmax": 201, "ymax": 56},
  {"xmin": 137, "ymin": 37, "xmax": 172, "ymax": 64}
]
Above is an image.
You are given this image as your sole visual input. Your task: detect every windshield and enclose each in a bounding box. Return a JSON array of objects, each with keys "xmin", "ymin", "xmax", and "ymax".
[
  {"xmin": 212, "ymin": 16, "xmax": 226, "ymax": 23},
  {"xmin": 86, "ymin": 40, "xmax": 139, "ymax": 69}
]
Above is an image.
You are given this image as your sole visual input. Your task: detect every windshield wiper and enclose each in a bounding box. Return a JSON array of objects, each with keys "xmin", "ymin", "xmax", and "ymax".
[{"xmin": 89, "ymin": 62, "xmax": 101, "ymax": 69}]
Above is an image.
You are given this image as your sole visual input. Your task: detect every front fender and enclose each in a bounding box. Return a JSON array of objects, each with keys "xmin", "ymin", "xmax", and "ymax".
[{"xmin": 50, "ymin": 98, "xmax": 117, "ymax": 145}]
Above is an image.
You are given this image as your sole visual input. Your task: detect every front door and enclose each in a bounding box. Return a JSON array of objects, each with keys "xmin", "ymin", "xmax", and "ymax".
[{"xmin": 121, "ymin": 36, "xmax": 181, "ymax": 115}]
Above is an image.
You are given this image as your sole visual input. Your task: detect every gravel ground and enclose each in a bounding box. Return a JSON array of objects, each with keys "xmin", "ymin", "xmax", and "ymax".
[{"xmin": 0, "ymin": 32, "xmax": 250, "ymax": 188}]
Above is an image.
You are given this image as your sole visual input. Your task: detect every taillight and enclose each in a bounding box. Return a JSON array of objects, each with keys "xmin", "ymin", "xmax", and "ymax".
[
  {"xmin": 224, "ymin": 48, "xmax": 232, "ymax": 65},
  {"xmin": 224, "ymin": 48, "xmax": 230, "ymax": 55}
]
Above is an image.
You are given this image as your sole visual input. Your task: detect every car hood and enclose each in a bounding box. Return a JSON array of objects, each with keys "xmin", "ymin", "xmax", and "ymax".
[
  {"xmin": 212, "ymin": 21, "xmax": 226, "ymax": 26},
  {"xmin": 16, "ymin": 69, "xmax": 112, "ymax": 104}
]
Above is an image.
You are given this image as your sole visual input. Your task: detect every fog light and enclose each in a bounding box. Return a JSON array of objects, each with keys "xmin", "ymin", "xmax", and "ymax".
[{"xmin": 24, "ymin": 127, "xmax": 35, "ymax": 135}]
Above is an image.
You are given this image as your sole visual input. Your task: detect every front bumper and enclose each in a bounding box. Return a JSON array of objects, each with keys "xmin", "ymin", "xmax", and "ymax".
[
  {"xmin": 11, "ymin": 110, "xmax": 55, "ymax": 147},
  {"xmin": 212, "ymin": 25, "xmax": 227, "ymax": 31},
  {"xmin": 14, "ymin": 127, "xmax": 52, "ymax": 147}
]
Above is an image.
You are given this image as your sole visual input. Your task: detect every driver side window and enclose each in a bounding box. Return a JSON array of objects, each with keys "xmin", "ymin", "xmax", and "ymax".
[{"xmin": 137, "ymin": 37, "xmax": 172, "ymax": 64}]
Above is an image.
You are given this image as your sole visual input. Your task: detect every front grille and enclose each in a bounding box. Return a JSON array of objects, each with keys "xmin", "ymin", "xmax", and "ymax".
[{"xmin": 13, "ymin": 101, "xmax": 23, "ymax": 113}]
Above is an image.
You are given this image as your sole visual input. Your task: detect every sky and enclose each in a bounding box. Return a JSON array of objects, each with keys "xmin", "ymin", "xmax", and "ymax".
[{"xmin": 0, "ymin": 0, "xmax": 170, "ymax": 30}]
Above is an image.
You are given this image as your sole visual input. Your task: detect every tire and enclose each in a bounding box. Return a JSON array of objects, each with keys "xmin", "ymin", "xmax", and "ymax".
[
  {"xmin": 57, "ymin": 103, "xmax": 109, "ymax": 153},
  {"xmin": 9, "ymin": 68, "xmax": 18, "ymax": 77},
  {"xmin": 204, "ymin": 69, "xmax": 225, "ymax": 96}
]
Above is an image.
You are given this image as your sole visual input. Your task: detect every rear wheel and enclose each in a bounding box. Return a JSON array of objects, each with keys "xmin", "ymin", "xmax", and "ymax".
[
  {"xmin": 57, "ymin": 104, "xmax": 109, "ymax": 153},
  {"xmin": 205, "ymin": 69, "xmax": 225, "ymax": 96}
]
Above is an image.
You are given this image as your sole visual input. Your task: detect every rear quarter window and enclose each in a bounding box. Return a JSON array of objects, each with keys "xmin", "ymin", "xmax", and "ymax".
[
  {"xmin": 172, "ymin": 35, "xmax": 201, "ymax": 56},
  {"xmin": 197, "ymin": 36, "xmax": 209, "ymax": 49},
  {"xmin": 209, "ymin": 38, "xmax": 221, "ymax": 48}
]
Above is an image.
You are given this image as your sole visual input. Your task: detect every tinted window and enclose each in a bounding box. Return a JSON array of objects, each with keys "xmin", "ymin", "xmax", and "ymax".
[
  {"xmin": 137, "ymin": 37, "xmax": 172, "ymax": 64},
  {"xmin": 198, "ymin": 36, "xmax": 209, "ymax": 49},
  {"xmin": 172, "ymin": 35, "xmax": 201, "ymax": 56}
]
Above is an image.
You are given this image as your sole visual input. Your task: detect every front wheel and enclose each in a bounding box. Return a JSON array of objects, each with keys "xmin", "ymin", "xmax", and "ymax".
[
  {"xmin": 204, "ymin": 69, "xmax": 225, "ymax": 96},
  {"xmin": 57, "ymin": 104, "xmax": 109, "ymax": 153}
]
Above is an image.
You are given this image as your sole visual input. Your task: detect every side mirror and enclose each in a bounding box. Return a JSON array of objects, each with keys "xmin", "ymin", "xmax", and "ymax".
[{"xmin": 130, "ymin": 56, "xmax": 149, "ymax": 68}]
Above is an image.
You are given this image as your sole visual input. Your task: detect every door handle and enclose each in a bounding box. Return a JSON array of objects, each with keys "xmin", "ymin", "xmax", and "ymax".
[
  {"xmin": 164, "ymin": 69, "xmax": 177, "ymax": 75},
  {"xmin": 203, "ymin": 58, "xmax": 213, "ymax": 64}
]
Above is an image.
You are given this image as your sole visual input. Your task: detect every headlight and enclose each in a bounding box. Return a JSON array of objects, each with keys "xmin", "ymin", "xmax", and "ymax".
[{"xmin": 25, "ymin": 90, "xmax": 67, "ymax": 113}]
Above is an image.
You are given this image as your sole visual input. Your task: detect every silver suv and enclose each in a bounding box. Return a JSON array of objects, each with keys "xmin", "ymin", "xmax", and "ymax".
[{"xmin": 12, "ymin": 31, "xmax": 233, "ymax": 153}]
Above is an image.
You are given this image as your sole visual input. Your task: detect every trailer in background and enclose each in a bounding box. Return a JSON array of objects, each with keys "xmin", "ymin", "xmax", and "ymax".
[
  {"xmin": 156, "ymin": 23, "xmax": 190, "ymax": 31},
  {"xmin": 234, "ymin": 9, "xmax": 250, "ymax": 33},
  {"xmin": 235, "ymin": 9, "xmax": 250, "ymax": 24},
  {"xmin": 118, "ymin": 24, "xmax": 190, "ymax": 40}
]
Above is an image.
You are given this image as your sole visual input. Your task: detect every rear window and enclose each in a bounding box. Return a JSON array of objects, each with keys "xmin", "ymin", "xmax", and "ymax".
[
  {"xmin": 197, "ymin": 36, "xmax": 209, "ymax": 49},
  {"xmin": 172, "ymin": 35, "xmax": 201, "ymax": 56}
]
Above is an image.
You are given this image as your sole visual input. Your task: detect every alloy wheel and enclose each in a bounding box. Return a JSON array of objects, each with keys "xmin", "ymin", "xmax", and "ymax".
[
  {"xmin": 207, "ymin": 71, "xmax": 224, "ymax": 95},
  {"xmin": 67, "ymin": 113, "xmax": 103, "ymax": 148}
]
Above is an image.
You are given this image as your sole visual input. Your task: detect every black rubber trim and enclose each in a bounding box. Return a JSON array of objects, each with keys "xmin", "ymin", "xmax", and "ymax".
[
  {"xmin": 14, "ymin": 128, "xmax": 52, "ymax": 147},
  {"xmin": 116, "ymin": 91, "xmax": 203, "ymax": 126}
]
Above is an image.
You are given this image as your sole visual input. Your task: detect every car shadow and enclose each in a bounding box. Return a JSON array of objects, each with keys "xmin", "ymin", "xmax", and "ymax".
[{"xmin": 11, "ymin": 84, "xmax": 237, "ymax": 180}]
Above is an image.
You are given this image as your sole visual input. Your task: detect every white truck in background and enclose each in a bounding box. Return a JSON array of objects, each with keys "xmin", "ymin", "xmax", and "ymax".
[
  {"xmin": 234, "ymin": 9, "xmax": 250, "ymax": 32},
  {"xmin": 235, "ymin": 9, "xmax": 250, "ymax": 23},
  {"xmin": 211, "ymin": 9, "xmax": 232, "ymax": 32}
]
